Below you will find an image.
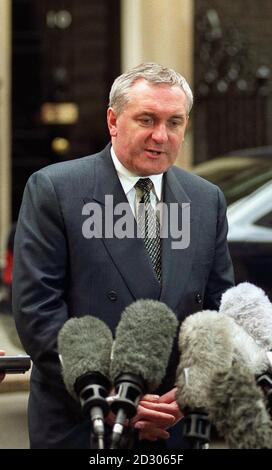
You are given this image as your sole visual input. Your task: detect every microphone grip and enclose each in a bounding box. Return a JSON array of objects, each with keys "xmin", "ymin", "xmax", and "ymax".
[
  {"xmin": 75, "ymin": 373, "xmax": 111, "ymax": 449},
  {"xmin": 111, "ymin": 408, "xmax": 127, "ymax": 449},
  {"xmin": 110, "ymin": 374, "xmax": 146, "ymax": 449},
  {"xmin": 182, "ymin": 407, "xmax": 211, "ymax": 449},
  {"xmin": 90, "ymin": 406, "xmax": 106, "ymax": 449},
  {"xmin": 256, "ymin": 372, "xmax": 272, "ymax": 418}
]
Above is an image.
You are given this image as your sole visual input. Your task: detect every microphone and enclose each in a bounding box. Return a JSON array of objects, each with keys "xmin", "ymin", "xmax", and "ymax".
[
  {"xmin": 176, "ymin": 310, "xmax": 272, "ymax": 448},
  {"xmin": 58, "ymin": 316, "xmax": 113, "ymax": 449},
  {"xmin": 220, "ymin": 282, "xmax": 272, "ymax": 350},
  {"xmin": 220, "ymin": 282, "xmax": 272, "ymax": 414},
  {"xmin": 176, "ymin": 310, "xmax": 234, "ymax": 410},
  {"xmin": 209, "ymin": 359, "xmax": 272, "ymax": 448},
  {"xmin": 176, "ymin": 309, "xmax": 269, "ymax": 406},
  {"xmin": 176, "ymin": 310, "xmax": 234, "ymax": 448},
  {"xmin": 110, "ymin": 299, "xmax": 178, "ymax": 449},
  {"xmin": 227, "ymin": 313, "xmax": 269, "ymax": 376}
]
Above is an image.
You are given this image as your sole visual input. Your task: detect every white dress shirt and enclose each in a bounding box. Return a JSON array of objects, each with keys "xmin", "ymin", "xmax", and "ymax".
[{"xmin": 110, "ymin": 147, "xmax": 163, "ymax": 218}]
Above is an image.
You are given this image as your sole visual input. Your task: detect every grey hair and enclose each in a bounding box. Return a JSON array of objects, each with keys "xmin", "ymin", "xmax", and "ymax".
[{"xmin": 109, "ymin": 62, "xmax": 194, "ymax": 115}]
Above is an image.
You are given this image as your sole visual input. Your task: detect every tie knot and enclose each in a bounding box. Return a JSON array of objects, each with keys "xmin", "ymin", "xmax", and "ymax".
[{"xmin": 135, "ymin": 178, "xmax": 153, "ymax": 194}]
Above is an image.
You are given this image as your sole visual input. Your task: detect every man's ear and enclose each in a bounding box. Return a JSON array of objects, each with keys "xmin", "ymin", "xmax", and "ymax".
[{"xmin": 107, "ymin": 107, "xmax": 118, "ymax": 137}]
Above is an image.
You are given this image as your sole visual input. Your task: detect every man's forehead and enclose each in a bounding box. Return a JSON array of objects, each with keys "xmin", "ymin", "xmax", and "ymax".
[
  {"xmin": 126, "ymin": 80, "xmax": 188, "ymax": 114},
  {"xmin": 130, "ymin": 78, "xmax": 181, "ymax": 93}
]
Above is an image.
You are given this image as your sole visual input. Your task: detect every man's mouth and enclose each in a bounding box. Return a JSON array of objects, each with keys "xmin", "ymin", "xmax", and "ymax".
[{"xmin": 145, "ymin": 149, "xmax": 164, "ymax": 156}]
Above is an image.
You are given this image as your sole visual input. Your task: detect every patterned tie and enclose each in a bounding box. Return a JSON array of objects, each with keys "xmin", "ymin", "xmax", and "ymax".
[{"xmin": 135, "ymin": 178, "xmax": 161, "ymax": 282}]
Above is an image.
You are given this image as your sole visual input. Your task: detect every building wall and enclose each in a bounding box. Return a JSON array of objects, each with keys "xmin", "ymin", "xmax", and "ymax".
[
  {"xmin": 4, "ymin": 0, "xmax": 271, "ymax": 257},
  {"xmin": 0, "ymin": 0, "xmax": 11, "ymax": 262},
  {"xmin": 121, "ymin": 0, "xmax": 194, "ymax": 169}
]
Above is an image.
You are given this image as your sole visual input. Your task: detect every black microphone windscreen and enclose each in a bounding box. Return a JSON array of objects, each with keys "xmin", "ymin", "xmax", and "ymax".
[
  {"xmin": 58, "ymin": 316, "xmax": 113, "ymax": 398},
  {"xmin": 110, "ymin": 300, "xmax": 178, "ymax": 391}
]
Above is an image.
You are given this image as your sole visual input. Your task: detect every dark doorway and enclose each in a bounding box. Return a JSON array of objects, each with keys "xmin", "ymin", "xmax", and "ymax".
[
  {"xmin": 12, "ymin": 0, "xmax": 121, "ymax": 220},
  {"xmin": 193, "ymin": 0, "xmax": 272, "ymax": 164}
]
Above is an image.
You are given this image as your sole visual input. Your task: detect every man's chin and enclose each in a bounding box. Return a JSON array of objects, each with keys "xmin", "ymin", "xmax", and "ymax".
[
  {"xmin": 136, "ymin": 163, "xmax": 171, "ymax": 176},
  {"xmin": 133, "ymin": 156, "xmax": 173, "ymax": 176}
]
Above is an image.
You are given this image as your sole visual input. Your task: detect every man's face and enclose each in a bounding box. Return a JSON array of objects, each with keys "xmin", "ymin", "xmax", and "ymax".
[{"xmin": 107, "ymin": 79, "xmax": 189, "ymax": 176}]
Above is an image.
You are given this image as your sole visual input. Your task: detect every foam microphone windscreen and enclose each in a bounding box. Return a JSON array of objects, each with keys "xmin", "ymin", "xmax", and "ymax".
[
  {"xmin": 176, "ymin": 310, "xmax": 234, "ymax": 410},
  {"xmin": 58, "ymin": 316, "xmax": 113, "ymax": 399},
  {"xmin": 209, "ymin": 359, "xmax": 272, "ymax": 449},
  {"xmin": 228, "ymin": 317, "xmax": 269, "ymax": 375},
  {"xmin": 220, "ymin": 282, "xmax": 272, "ymax": 350},
  {"xmin": 110, "ymin": 299, "xmax": 178, "ymax": 391}
]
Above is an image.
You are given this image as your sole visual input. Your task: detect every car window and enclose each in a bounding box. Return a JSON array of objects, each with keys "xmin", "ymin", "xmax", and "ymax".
[
  {"xmin": 193, "ymin": 157, "xmax": 272, "ymax": 205},
  {"xmin": 225, "ymin": 168, "xmax": 272, "ymax": 204},
  {"xmin": 256, "ymin": 211, "xmax": 272, "ymax": 229}
]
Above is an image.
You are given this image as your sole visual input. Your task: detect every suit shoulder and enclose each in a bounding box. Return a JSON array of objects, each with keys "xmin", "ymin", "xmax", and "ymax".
[
  {"xmin": 37, "ymin": 153, "xmax": 98, "ymax": 179},
  {"xmin": 28, "ymin": 147, "xmax": 109, "ymax": 187}
]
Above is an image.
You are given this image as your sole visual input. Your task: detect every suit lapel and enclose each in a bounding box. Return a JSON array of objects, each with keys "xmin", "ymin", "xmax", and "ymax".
[
  {"xmin": 83, "ymin": 147, "xmax": 199, "ymax": 306},
  {"xmin": 84, "ymin": 147, "xmax": 161, "ymax": 300},
  {"xmin": 159, "ymin": 168, "xmax": 200, "ymax": 310}
]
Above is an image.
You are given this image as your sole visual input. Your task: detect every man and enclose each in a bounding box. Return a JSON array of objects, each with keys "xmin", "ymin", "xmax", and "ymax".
[{"xmin": 13, "ymin": 63, "xmax": 234, "ymax": 448}]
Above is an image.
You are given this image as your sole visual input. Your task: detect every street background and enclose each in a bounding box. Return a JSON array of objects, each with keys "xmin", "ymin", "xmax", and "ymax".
[{"xmin": 0, "ymin": 292, "xmax": 29, "ymax": 449}]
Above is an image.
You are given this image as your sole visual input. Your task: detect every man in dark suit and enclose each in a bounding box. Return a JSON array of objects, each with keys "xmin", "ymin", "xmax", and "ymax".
[{"xmin": 12, "ymin": 63, "xmax": 234, "ymax": 448}]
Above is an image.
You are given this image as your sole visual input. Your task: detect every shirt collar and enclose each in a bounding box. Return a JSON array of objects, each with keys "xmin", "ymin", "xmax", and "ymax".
[{"xmin": 110, "ymin": 146, "xmax": 163, "ymax": 200}]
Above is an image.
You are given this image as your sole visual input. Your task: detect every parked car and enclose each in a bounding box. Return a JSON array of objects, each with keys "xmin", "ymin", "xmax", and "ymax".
[{"xmin": 193, "ymin": 147, "xmax": 272, "ymax": 301}]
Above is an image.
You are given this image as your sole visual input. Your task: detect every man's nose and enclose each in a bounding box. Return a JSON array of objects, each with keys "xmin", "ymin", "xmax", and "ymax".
[{"xmin": 151, "ymin": 124, "xmax": 168, "ymax": 143}]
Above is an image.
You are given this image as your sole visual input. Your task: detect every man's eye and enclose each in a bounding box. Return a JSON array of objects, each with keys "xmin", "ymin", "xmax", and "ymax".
[
  {"xmin": 139, "ymin": 117, "xmax": 153, "ymax": 126},
  {"xmin": 169, "ymin": 120, "xmax": 182, "ymax": 128}
]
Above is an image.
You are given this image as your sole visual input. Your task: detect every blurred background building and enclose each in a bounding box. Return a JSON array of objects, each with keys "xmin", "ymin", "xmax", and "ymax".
[
  {"xmin": 1, "ymin": 0, "xmax": 272, "ymax": 259},
  {"xmin": 0, "ymin": 0, "xmax": 272, "ymax": 449},
  {"xmin": 0, "ymin": 0, "xmax": 272, "ymax": 313},
  {"xmin": 1, "ymin": 0, "xmax": 194, "ymax": 261},
  {"xmin": 194, "ymin": 0, "xmax": 272, "ymax": 163}
]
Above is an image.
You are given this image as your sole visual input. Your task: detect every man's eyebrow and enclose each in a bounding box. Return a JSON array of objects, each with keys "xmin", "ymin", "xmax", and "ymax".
[
  {"xmin": 135, "ymin": 112, "xmax": 186, "ymax": 119},
  {"xmin": 135, "ymin": 111, "xmax": 155, "ymax": 116},
  {"xmin": 170, "ymin": 114, "xmax": 186, "ymax": 119}
]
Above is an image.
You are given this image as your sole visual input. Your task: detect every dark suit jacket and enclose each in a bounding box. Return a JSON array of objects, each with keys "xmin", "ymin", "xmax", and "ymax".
[{"xmin": 12, "ymin": 144, "xmax": 234, "ymax": 448}]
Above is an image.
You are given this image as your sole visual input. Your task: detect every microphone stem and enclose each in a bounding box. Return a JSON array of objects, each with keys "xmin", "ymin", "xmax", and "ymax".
[
  {"xmin": 97, "ymin": 435, "xmax": 104, "ymax": 450},
  {"xmin": 91, "ymin": 407, "xmax": 105, "ymax": 449},
  {"xmin": 111, "ymin": 409, "xmax": 127, "ymax": 449}
]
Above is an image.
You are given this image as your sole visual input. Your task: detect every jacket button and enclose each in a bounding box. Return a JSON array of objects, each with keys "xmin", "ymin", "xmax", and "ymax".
[
  {"xmin": 195, "ymin": 293, "xmax": 202, "ymax": 304},
  {"xmin": 107, "ymin": 290, "xmax": 117, "ymax": 302}
]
